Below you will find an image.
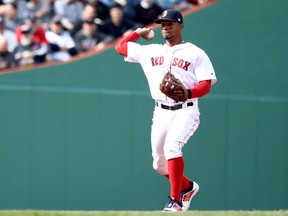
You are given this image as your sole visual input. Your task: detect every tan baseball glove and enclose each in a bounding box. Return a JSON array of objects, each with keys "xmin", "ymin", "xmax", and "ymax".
[{"xmin": 159, "ymin": 72, "xmax": 187, "ymax": 102}]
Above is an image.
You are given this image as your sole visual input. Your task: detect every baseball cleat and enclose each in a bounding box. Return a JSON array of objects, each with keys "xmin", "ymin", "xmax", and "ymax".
[
  {"xmin": 162, "ymin": 196, "xmax": 183, "ymax": 212},
  {"xmin": 181, "ymin": 181, "xmax": 200, "ymax": 211}
]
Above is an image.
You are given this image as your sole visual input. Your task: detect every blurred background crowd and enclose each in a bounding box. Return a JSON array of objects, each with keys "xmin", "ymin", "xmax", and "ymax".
[{"xmin": 0, "ymin": 0, "xmax": 208, "ymax": 71}]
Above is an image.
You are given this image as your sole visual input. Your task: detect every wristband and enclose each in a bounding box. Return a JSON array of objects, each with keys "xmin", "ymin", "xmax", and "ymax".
[{"xmin": 188, "ymin": 89, "xmax": 192, "ymax": 99}]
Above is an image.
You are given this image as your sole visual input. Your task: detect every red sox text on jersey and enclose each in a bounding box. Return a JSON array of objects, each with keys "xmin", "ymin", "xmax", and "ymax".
[{"xmin": 151, "ymin": 56, "xmax": 191, "ymax": 71}]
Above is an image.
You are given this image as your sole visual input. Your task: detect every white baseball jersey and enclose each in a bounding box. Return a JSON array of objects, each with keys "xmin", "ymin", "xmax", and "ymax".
[{"xmin": 125, "ymin": 41, "xmax": 217, "ymax": 106}]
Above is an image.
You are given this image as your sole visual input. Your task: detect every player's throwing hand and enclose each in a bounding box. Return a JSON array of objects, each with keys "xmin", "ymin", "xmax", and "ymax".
[{"xmin": 135, "ymin": 27, "xmax": 155, "ymax": 40}]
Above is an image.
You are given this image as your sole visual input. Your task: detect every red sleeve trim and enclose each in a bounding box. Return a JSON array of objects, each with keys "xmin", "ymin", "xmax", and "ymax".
[
  {"xmin": 191, "ymin": 80, "xmax": 211, "ymax": 98},
  {"xmin": 115, "ymin": 31, "xmax": 140, "ymax": 56}
]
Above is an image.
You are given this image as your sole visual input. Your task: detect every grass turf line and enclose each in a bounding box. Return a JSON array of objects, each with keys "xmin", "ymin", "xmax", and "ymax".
[{"xmin": 0, "ymin": 211, "xmax": 288, "ymax": 216}]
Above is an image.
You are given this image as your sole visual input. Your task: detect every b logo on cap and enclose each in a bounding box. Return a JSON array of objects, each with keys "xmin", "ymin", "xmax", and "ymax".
[{"xmin": 162, "ymin": 10, "xmax": 168, "ymax": 18}]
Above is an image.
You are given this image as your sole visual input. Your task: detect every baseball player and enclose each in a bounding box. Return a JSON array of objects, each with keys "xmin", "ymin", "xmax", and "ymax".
[{"xmin": 115, "ymin": 9, "xmax": 217, "ymax": 212}]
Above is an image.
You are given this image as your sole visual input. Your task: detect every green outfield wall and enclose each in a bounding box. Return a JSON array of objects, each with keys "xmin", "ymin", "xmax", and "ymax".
[{"xmin": 0, "ymin": 0, "xmax": 287, "ymax": 211}]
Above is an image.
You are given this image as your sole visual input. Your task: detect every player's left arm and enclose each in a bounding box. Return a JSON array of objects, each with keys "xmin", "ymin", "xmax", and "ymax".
[
  {"xmin": 169, "ymin": 79, "xmax": 211, "ymax": 102},
  {"xmin": 188, "ymin": 80, "xmax": 211, "ymax": 99},
  {"xmin": 186, "ymin": 50, "xmax": 216, "ymax": 99}
]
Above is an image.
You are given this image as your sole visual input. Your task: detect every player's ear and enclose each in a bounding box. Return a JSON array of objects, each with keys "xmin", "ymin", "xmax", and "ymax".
[{"xmin": 180, "ymin": 23, "xmax": 184, "ymax": 29}]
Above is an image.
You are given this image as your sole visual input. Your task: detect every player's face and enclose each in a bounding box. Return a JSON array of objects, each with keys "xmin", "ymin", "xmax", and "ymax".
[{"xmin": 160, "ymin": 21, "xmax": 183, "ymax": 42}]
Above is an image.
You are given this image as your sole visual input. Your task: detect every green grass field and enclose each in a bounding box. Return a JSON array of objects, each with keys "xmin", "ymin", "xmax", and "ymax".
[{"xmin": 0, "ymin": 211, "xmax": 287, "ymax": 216}]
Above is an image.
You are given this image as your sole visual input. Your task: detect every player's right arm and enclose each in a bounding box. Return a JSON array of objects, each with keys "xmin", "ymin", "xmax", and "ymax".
[{"xmin": 115, "ymin": 28, "xmax": 152, "ymax": 56}]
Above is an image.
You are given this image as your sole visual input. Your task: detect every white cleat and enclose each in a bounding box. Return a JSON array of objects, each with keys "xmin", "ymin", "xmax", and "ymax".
[
  {"xmin": 181, "ymin": 181, "xmax": 200, "ymax": 211},
  {"xmin": 162, "ymin": 196, "xmax": 183, "ymax": 212}
]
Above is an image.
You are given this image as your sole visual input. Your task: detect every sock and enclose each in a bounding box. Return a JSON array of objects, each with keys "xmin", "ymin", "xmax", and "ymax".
[
  {"xmin": 164, "ymin": 174, "xmax": 191, "ymax": 192},
  {"xmin": 181, "ymin": 176, "xmax": 191, "ymax": 191},
  {"xmin": 167, "ymin": 157, "xmax": 185, "ymax": 202}
]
